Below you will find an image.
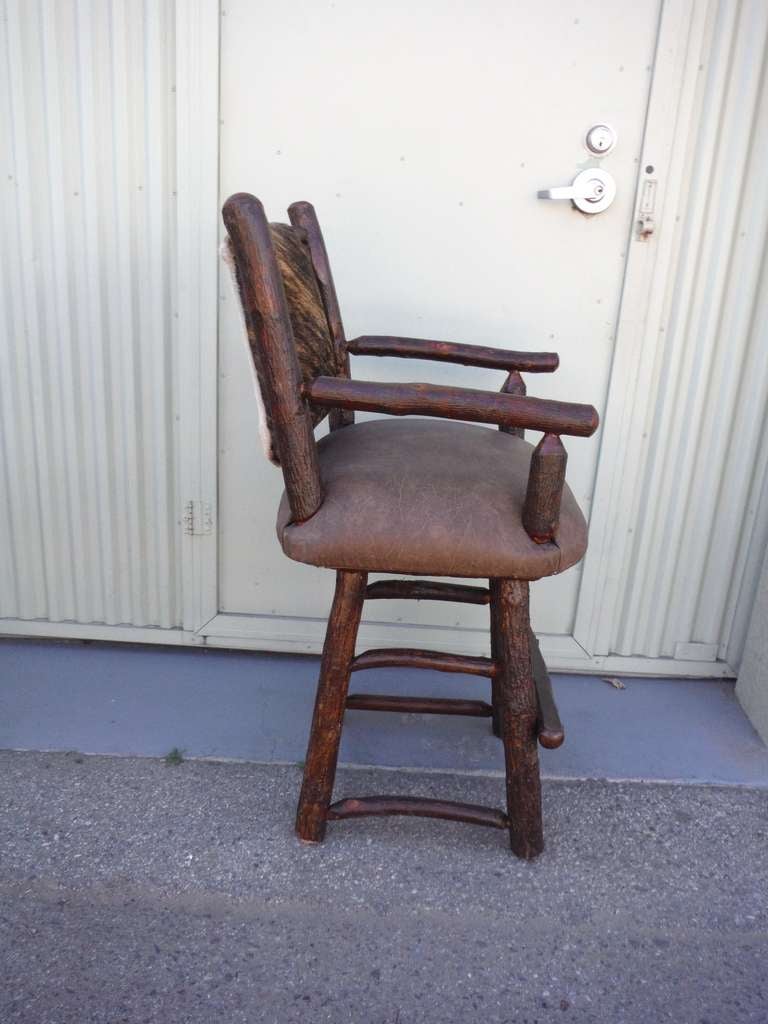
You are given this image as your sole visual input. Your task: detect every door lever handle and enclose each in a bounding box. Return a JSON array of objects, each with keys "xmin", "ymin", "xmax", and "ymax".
[{"xmin": 537, "ymin": 168, "xmax": 616, "ymax": 214}]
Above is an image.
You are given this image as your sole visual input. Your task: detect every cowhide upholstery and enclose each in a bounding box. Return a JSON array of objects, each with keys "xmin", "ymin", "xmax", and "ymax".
[{"xmin": 222, "ymin": 222, "xmax": 338, "ymax": 464}]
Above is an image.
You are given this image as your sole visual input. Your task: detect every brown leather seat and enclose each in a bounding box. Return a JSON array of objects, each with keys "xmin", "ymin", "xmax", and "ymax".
[{"xmin": 277, "ymin": 418, "xmax": 587, "ymax": 579}]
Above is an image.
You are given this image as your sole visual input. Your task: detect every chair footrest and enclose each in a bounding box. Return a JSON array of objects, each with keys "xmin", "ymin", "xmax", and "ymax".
[
  {"xmin": 365, "ymin": 580, "xmax": 491, "ymax": 605},
  {"xmin": 530, "ymin": 630, "xmax": 565, "ymax": 749},
  {"xmin": 327, "ymin": 795, "xmax": 508, "ymax": 829},
  {"xmin": 351, "ymin": 648, "xmax": 495, "ymax": 677},
  {"xmin": 346, "ymin": 694, "xmax": 493, "ymax": 717}
]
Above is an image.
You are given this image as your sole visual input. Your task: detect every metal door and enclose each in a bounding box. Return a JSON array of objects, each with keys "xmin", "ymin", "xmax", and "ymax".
[{"xmin": 216, "ymin": 0, "xmax": 662, "ymax": 657}]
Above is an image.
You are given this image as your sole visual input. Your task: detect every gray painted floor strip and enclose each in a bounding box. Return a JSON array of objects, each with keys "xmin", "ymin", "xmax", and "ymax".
[{"xmin": 1, "ymin": 638, "xmax": 767, "ymax": 786}]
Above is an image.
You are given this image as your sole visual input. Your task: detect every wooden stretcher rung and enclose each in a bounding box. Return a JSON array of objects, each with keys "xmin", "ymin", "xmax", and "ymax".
[
  {"xmin": 346, "ymin": 694, "xmax": 493, "ymax": 717},
  {"xmin": 327, "ymin": 795, "xmax": 509, "ymax": 829},
  {"xmin": 351, "ymin": 648, "xmax": 496, "ymax": 677},
  {"xmin": 530, "ymin": 630, "xmax": 565, "ymax": 749},
  {"xmin": 365, "ymin": 580, "xmax": 491, "ymax": 604}
]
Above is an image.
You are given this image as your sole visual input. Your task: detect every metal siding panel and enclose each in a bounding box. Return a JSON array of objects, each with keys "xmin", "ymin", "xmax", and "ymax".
[
  {"xmin": 0, "ymin": 0, "xmax": 180, "ymax": 629},
  {"xmin": 2, "ymin": 2, "xmax": 49, "ymax": 620},
  {"xmin": 610, "ymin": 0, "xmax": 768, "ymax": 662},
  {"xmin": 662, "ymin": 1, "xmax": 768, "ymax": 655}
]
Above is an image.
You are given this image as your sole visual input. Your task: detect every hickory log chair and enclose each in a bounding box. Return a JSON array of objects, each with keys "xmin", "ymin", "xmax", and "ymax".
[{"xmin": 222, "ymin": 193, "xmax": 599, "ymax": 859}]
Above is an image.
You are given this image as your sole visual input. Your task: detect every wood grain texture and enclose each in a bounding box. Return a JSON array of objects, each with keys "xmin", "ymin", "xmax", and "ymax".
[
  {"xmin": 295, "ymin": 570, "xmax": 367, "ymax": 842},
  {"xmin": 365, "ymin": 580, "xmax": 491, "ymax": 604},
  {"xmin": 347, "ymin": 336, "xmax": 559, "ymax": 372},
  {"xmin": 345, "ymin": 694, "xmax": 493, "ymax": 717},
  {"xmin": 305, "ymin": 376, "xmax": 599, "ymax": 437},
  {"xmin": 351, "ymin": 648, "xmax": 496, "ymax": 677},
  {"xmin": 523, "ymin": 433, "xmax": 568, "ymax": 543},
  {"xmin": 222, "ymin": 193, "xmax": 322, "ymax": 522},
  {"xmin": 491, "ymin": 578, "xmax": 544, "ymax": 859},
  {"xmin": 327, "ymin": 796, "xmax": 508, "ymax": 829},
  {"xmin": 287, "ymin": 201, "xmax": 354, "ymax": 431},
  {"xmin": 500, "ymin": 370, "xmax": 526, "ymax": 439}
]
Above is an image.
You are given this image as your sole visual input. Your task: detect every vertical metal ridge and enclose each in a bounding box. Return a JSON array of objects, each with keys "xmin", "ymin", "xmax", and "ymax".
[
  {"xmin": 102, "ymin": 0, "xmax": 135, "ymax": 625},
  {"xmin": 145, "ymin": 0, "xmax": 176, "ymax": 629},
  {"xmin": 38, "ymin": 3, "xmax": 92, "ymax": 622},
  {"xmin": 0, "ymin": 0, "xmax": 22, "ymax": 616},
  {"xmin": 0, "ymin": 0, "xmax": 180, "ymax": 630},
  {"xmin": 112, "ymin": 0, "xmax": 148, "ymax": 626},
  {"xmin": 77, "ymin": 0, "xmax": 119, "ymax": 626},
  {"xmin": 3, "ymin": 1, "xmax": 49, "ymax": 620},
  {"xmin": 39, "ymin": 4, "xmax": 79, "ymax": 622}
]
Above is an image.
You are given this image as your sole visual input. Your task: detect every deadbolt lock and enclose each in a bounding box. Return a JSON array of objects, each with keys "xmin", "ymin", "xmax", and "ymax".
[{"xmin": 584, "ymin": 123, "xmax": 617, "ymax": 156}]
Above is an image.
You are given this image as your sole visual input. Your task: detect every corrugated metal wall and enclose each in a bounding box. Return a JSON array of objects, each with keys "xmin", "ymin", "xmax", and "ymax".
[
  {"xmin": 599, "ymin": 0, "xmax": 768, "ymax": 664},
  {"xmin": 0, "ymin": 0, "xmax": 180, "ymax": 628}
]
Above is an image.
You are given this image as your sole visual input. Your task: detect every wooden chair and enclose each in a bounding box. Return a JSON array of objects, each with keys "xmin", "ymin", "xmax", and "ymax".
[{"xmin": 222, "ymin": 193, "xmax": 599, "ymax": 859}]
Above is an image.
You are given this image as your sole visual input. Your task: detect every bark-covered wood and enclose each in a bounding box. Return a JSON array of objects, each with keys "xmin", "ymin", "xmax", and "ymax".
[
  {"xmin": 499, "ymin": 370, "xmax": 526, "ymax": 438},
  {"xmin": 345, "ymin": 694, "xmax": 493, "ymax": 717},
  {"xmin": 222, "ymin": 193, "xmax": 322, "ymax": 522},
  {"xmin": 365, "ymin": 580, "xmax": 490, "ymax": 604},
  {"xmin": 530, "ymin": 630, "xmax": 565, "ymax": 749},
  {"xmin": 491, "ymin": 578, "xmax": 544, "ymax": 859},
  {"xmin": 347, "ymin": 335, "xmax": 559, "ymax": 373},
  {"xmin": 351, "ymin": 648, "xmax": 495, "ymax": 677},
  {"xmin": 327, "ymin": 795, "xmax": 508, "ymax": 829},
  {"xmin": 305, "ymin": 376, "xmax": 599, "ymax": 437},
  {"xmin": 295, "ymin": 570, "xmax": 367, "ymax": 842},
  {"xmin": 287, "ymin": 201, "xmax": 354, "ymax": 431},
  {"xmin": 523, "ymin": 433, "xmax": 568, "ymax": 543}
]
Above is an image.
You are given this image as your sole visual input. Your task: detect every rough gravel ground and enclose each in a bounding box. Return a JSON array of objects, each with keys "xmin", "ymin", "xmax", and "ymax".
[{"xmin": 1, "ymin": 750, "xmax": 766, "ymax": 1023}]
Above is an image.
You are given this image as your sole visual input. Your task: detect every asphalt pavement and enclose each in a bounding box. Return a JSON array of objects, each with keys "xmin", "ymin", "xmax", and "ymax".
[{"xmin": 1, "ymin": 750, "xmax": 766, "ymax": 1023}]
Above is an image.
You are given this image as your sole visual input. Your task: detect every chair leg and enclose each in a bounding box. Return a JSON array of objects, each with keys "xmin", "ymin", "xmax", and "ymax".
[
  {"xmin": 295, "ymin": 570, "xmax": 368, "ymax": 842},
  {"xmin": 490, "ymin": 578, "xmax": 544, "ymax": 859}
]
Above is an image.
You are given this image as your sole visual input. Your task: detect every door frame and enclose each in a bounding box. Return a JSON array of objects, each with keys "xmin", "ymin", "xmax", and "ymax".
[
  {"xmin": 180, "ymin": 0, "xmax": 735, "ymax": 676},
  {"xmin": 176, "ymin": 0, "xmax": 220, "ymax": 636}
]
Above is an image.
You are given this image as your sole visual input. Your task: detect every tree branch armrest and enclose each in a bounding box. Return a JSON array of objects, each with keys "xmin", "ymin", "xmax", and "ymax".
[
  {"xmin": 303, "ymin": 377, "xmax": 599, "ymax": 438},
  {"xmin": 347, "ymin": 336, "xmax": 559, "ymax": 373},
  {"xmin": 523, "ymin": 434, "xmax": 569, "ymax": 544}
]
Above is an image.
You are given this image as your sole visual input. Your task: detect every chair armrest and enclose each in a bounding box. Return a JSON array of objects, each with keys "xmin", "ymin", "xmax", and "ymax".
[
  {"xmin": 303, "ymin": 377, "xmax": 598, "ymax": 437},
  {"xmin": 347, "ymin": 336, "xmax": 559, "ymax": 373}
]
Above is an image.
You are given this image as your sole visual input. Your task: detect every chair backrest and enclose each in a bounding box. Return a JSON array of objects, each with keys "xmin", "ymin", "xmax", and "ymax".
[{"xmin": 222, "ymin": 193, "xmax": 348, "ymax": 522}]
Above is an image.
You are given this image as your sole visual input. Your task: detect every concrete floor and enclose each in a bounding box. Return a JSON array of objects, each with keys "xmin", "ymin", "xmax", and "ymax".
[{"xmin": 2, "ymin": 750, "xmax": 767, "ymax": 1024}]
